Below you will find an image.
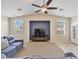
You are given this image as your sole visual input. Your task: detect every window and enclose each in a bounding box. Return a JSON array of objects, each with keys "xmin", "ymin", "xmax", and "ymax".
[
  {"xmin": 14, "ymin": 20, "xmax": 23, "ymax": 31},
  {"xmin": 73, "ymin": 24, "xmax": 78, "ymax": 40},
  {"xmin": 57, "ymin": 20, "xmax": 65, "ymax": 35}
]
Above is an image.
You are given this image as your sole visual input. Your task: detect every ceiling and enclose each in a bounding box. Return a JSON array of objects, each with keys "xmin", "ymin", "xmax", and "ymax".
[{"xmin": 1, "ymin": 0, "xmax": 78, "ymax": 17}]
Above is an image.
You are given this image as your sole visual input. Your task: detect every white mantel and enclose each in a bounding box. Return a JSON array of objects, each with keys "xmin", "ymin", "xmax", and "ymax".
[{"xmin": 27, "ymin": 19, "xmax": 53, "ymax": 42}]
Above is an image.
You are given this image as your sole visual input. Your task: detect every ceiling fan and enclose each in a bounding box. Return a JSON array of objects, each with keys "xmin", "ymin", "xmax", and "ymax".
[{"xmin": 32, "ymin": 0, "xmax": 58, "ymax": 14}]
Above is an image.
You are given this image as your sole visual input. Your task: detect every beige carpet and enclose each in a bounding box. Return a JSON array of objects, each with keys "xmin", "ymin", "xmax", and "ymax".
[
  {"xmin": 15, "ymin": 42, "xmax": 64, "ymax": 58},
  {"xmin": 55, "ymin": 42, "xmax": 78, "ymax": 57}
]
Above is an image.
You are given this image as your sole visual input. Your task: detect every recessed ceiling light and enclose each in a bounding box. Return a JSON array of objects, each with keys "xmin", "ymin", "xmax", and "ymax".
[
  {"xmin": 17, "ymin": 8, "xmax": 22, "ymax": 11},
  {"xmin": 59, "ymin": 8, "xmax": 64, "ymax": 11}
]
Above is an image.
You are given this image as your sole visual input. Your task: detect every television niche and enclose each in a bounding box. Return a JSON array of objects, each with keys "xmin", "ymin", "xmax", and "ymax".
[
  {"xmin": 35, "ymin": 29, "xmax": 45, "ymax": 36},
  {"xmin": 32, "ymin": 28, "xmax": 48, "ymax": 41},
  {"xmin": 30, "ymin": 21, "xmax": 50, "ymax": 42}
]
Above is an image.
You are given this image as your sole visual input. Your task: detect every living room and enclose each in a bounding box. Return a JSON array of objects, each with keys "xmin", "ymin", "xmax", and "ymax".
[{"xmin": 1, "ymin": 0, "xmax": 78, "ymax": 59}]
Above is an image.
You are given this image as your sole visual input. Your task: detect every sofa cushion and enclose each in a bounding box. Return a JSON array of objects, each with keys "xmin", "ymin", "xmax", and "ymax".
[
  {"xmin": 2, "ymin": 36, "xmax": 8, "ymax": 39},
  {"xmin": 7, "ymin": 36, "xmax": 16, "ymax": 45},
  {"xmin": 1, "ymin": 38, "xmax": 9, "ymax": 50},
  {"xmin": 2, "ymin": 35, "xmax": 15, "ymax": 41},
  {"xmin": 1, "ymin": 35, "xmax": 15, "ymax": 45},
  {"xmin": 7, "ymin": 35, "xmax": 15, "ymax": 41},
  {"xmin": 7, "ymin": 37, "xmax": 14, "ymax": 41},
  {"xmin": 11, "ymin": 42, "xmax": 22, "ymax": 51},
  {"xmin": 8, "ymin": 39, "xmax": 15, "ymax": 45},
  {"xmin": 2, "ymin": 45, "xmax": 17, "ymax": 57},
  {"xmin": 1, "ymin": 53, "xmax": 6, "ymax": 59},
  {"xmin": 11, "ymin": 42, "xmax": 22, "ymax": 46}
]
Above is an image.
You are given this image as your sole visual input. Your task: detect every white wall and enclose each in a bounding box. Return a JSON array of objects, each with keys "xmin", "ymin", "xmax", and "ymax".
[
  {"xmin": 56, "ymin": 17, "xmax": 70, "ymax": 42},
  {"xmin": 71, "ymin": 16, "xmax": 78, "ymax": 44},
  {"xmin": 9, "ymin": 13, "xmax": 70, "ymax": 42},
  {"xmin": 1, "ymin": 16, "xmax": 9, "ymax": 35}
]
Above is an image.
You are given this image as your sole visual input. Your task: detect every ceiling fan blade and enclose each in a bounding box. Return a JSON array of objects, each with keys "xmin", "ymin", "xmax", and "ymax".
[
  {"xmin": 35, "ymin": 9, "xmax": 41, "ymax": 12},
  {"xmin": 46, "ymin": 0, "xmax": 52, "ymax": 6},
  {"xmin": 47, "ymin": 7, "xmax": 58, "ymax": 9},
  {"xmin": 32, "ymin": 4, "xmax": 41, "ymax": 8},
  {"xmin": 45, "ymin": 11, "xmax": 48, "ymax": 14}
]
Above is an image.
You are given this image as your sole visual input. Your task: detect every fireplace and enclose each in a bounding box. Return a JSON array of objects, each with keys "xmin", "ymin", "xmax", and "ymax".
[
  {"xmin": 32, "ymin": 28, "xmax": 48, "ymax": 41},
  {"xmin": 34, "ymin": 28, "xmax": 45, "ymax": 37},
  {"xmin": 30, "ymin": 21, "xmax": 50, "ymax": 42}
]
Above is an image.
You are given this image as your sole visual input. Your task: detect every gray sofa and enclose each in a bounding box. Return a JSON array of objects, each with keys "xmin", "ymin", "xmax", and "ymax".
[
  {"xmin": 1, "ymin": 35, "xmax": 23, "ymax": 58},
  {"xmin": 22, "ymin": 54, "xmax": 77, "ymax": 59}
]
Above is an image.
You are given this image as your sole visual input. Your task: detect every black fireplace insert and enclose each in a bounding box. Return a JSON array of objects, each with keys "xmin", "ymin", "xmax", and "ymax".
[
  {"xmin": 32, "ymin": 28, "xmax": 48, "ymax": 41},
  {"xmin": 34, "ymin": 28, "xmax": 47, "ymax": 37}
]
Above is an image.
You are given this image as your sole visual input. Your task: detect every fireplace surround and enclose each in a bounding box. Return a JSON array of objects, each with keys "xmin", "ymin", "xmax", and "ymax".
[{"xmin": 30, "ymin": 21, "xmax": 50, "ymax": 41}]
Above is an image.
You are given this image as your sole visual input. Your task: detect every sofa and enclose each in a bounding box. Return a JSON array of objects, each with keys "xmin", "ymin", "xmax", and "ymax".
[
  {"xmin": 1, "ymin": 35, "xmax": 23, "ymax": 58},
  {"xmin": 22, "ymin": 53, "xmax": 78, "ymax": 59},
  {"xmin": 2, "ymin": 54, "xmax": 77, "ymax": 59}
]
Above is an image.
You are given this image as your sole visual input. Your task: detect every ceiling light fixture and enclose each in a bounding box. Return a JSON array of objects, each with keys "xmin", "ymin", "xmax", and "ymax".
[
  {"xmin": 59, "ymin": 8, "xmax": 64, "ymax": 11},
  {"xmin": 17, "ymin": 8, "xmax": 22, "ymax": 11},
  {"xmin": 41, "ymin": 7, "xmax": 47, "ymax": 11}
]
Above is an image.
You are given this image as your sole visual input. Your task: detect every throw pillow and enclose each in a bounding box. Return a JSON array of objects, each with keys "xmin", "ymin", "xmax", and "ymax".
[{"xmin": 1, "ymin": 38, "xmax": 9, "ymax": 50}]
